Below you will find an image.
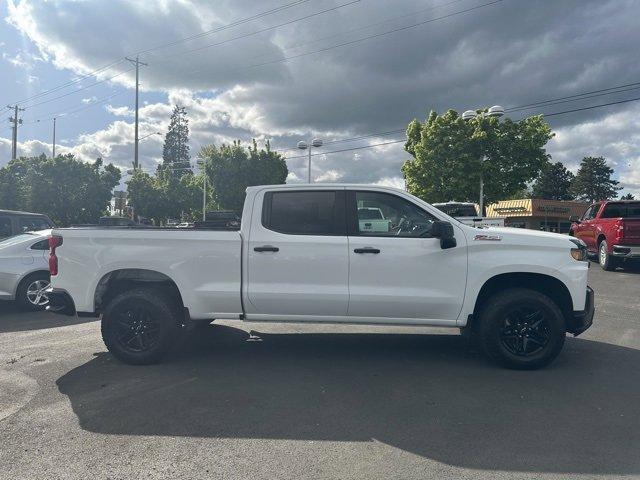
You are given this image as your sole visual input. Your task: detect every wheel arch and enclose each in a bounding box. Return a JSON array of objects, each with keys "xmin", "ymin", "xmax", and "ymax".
[
  {"xmin": 14, "ymin": 269, "xmax": 50, "ymax": 297},
  {"xmin": 94, "ymin": 268, "xmax": 185, "ymax": 315},
  {"xmin": 472, "ymin": 272, "xmax": 573, "ymax": 324}
]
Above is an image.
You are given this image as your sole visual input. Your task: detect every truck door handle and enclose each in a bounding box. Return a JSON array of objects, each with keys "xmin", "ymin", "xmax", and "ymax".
[
  {"xmin": 254, "ymin": 245, "xmax": 279, "ymax": 252},
  {"xmin": 354, "ymin": 247, "xmax": 380, "ymax": 254}
]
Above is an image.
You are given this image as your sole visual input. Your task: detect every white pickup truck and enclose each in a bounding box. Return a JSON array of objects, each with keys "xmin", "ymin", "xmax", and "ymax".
[{"xmin": 47, "ymin": 184, "xmax": 594, "ymax": 369}]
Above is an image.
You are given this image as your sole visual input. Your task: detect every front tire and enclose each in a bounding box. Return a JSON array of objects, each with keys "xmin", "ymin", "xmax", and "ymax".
[
  {"xmin": 101, "ymin": 288, "xmax": 181, "ymax": 365},
  {"xmin": 599, "ymin": 240, "xmax": 618, "ymax": 271},
  {"xmin": 478, "ymin": 288, "xmax": 566, "ymax": 369}
]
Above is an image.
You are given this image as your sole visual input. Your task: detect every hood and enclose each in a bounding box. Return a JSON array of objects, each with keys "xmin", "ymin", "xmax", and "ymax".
[{"xmin": 467, "ymin": 226, "xmax": 574, "ymax": 248}]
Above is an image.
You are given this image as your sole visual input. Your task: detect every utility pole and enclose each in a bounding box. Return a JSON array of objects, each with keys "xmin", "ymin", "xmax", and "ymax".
[
  {"xmin": 7, "ymin": 105, "xmax": 24, "ymax": 161},
  {"xmin": 52, "ymin": 117, "xmax": 56, "ymax": 158},
  {"xmin": 125, "ymin": 55, "xmax": 148, "ymax": 170}
]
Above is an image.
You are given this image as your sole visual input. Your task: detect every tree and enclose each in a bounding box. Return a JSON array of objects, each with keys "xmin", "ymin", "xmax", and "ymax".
[
  {"xmin": 531, "ymin": 161, "xmax": 575, "ymax": 200},
  {"xmin": 201, "ymin": 140, "xmax": 288, "ymax": 211},
  {"xmin": 570, "ymin": 156, "xmax": 621, "ymax": 203},
  {"xmin": 161, "ymin": 105, "xmax": 191, "ymax": 177},
  {"xmin": 0, "ymin": 154, "xmax": 121, "ymax": 226},
  {"xmin": 620, "ymin": 193, "xmax": 635, "ymax": 200},
  {"xmin": 127, "ymin": 169, "xmax": 207, "ymax": 223},
  {"xmin": 402, "ymin": 109, "xmax": 554, "ymax": 205}
]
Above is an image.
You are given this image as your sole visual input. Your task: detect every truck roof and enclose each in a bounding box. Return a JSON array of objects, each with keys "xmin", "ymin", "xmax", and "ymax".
[
  {"xmin": 245, "ymin": 183, "xmax": 407, "ymax": 193},
  {"xmin": 0, "ymin": 209, "xmax": 50, "ymax": 217}
]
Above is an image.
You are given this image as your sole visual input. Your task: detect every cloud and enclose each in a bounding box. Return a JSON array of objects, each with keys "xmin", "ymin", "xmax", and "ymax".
[
  {"xmin": 2, "ymin": 51, "xmax": 30, "ymax": 68},
  {"xmin": 2, "ymin": 0, "xmax": 640, "ymax": 194},
  {"xmin": 547, "ymin": 103, "xmax": 640, "ymax": 196},
  {"xmin": 105, "ymin": 105, "xmax": 134, "ymax": 117}
]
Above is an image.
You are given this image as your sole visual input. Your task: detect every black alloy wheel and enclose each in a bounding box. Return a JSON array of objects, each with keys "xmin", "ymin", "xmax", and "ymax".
[
  {"xmin": 113, "ymin": 306, "xmax": 162, "ymax": 353},
  {"xmin": 499, "ymin": 307, "xmax": 550, "ymax": 357}
]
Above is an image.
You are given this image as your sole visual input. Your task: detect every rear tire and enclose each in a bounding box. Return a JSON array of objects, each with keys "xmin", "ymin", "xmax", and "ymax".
[
  {"xmin": 101, "ymin": 288, "xmax": 181, "ymax": 365},
  {"xmin": 599, "ymin": 240, "xmax": 618, "ymax": 271},
  {"xmin": 16, "ymin": 271, "xmax": 51, "ymax": 311},
  {"xmin": 478, "ymin": 288, "xmax": 566, "ymax": 370}
]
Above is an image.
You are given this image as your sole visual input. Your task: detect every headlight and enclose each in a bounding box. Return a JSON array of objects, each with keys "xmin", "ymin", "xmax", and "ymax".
[{"xmin": 569, "ymin": 237, "xmax": 588, "ymax": 261}]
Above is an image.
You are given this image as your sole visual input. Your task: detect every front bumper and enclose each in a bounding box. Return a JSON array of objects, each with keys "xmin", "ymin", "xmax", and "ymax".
[
  {"xmin": 567, "ymin": 286, "xmax": 594, "ymax": 336},
  {"xmin": 612, "ymin": 244, "xmax": 640, "ymax": 258},
  {"xmin": 45, "ymin": 287, "xmax": 76, "ymax": 316}
]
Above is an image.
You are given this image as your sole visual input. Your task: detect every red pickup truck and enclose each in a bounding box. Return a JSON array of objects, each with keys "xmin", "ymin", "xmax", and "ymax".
[{"xmin": 570, "ymin": 200, "xmax": 640, "ymax": 270}]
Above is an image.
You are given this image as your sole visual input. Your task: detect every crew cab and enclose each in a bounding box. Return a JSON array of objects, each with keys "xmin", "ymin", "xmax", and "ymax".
[
  {"xmin": 570, "ymin": 200, "xmax": 640, "ymax": 270},
  {"xmin": 47, "ymin": 184, "xmax": 594, "ymax": 369}
]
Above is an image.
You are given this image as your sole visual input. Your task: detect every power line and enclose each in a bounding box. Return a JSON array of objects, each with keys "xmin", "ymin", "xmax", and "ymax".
[
  {"xmin": 543, "ymin": 96, "xmax": 640, "ymax": 117},
  {"xmin": 20, "ymin": 67, "xmax": 134, "ymax": 110},
  {"xmin": 244, "ymin": 0, "xmax": 503, "ymax": 71},
  {"xmin": 506, "ymin": 80, "xmax": 640, "ymax": 111},
  {"xmin": 278, "ymin": 0, "xmax": 470, "ymax": 54},
  {"xmin": 176, "ymin": 0, "xmax": 502, "ymax": 83},
  {"xmin": 149, "ymin": 0, "xmax": 361, "ymax": 65},
  {"xmin": 284, "ymin": 139, "xmax": 406, "ymax": 159},
  {"xmin": 12, "ymin": 59, "xmax": 126, "ymax": 106},
  {"xmin": 137, "ymin": 0, "xmax": 315, "ymax": 56},
  {"xmin": 21, "ymin": 91, "xmax": 125, "ymax": 125},
  {"xmin": 4, "ymin": 0, "xmax": 316, "ymax": 108},
  {"xmin": 282, "ymin": 91, "xmax": 640, "ymax": 159}
]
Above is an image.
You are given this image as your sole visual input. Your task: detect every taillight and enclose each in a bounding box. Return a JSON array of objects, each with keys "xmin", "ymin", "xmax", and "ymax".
[
  {"xmin": 48, "ymin": 235, "xmax": 63, "ymax": 276},
  {"xmin": 615, "ymin": 219, "xmax": 625, "ymax": 242}
]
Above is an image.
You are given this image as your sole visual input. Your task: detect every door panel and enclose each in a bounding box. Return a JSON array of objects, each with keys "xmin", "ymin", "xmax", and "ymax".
[
  {"xmin": 575, "ymin": 204, "xmax": 599, "ymax": 251},
  {"xmin": 348, "ymin": 236, "xmax": 467, "ymax": 320},
  {"xmin": 346, "ymin": 190, "xmax": 467, "ymax": 321},
  {"xmin": 246, "ymin": 189, "xmax": 349, "ymax": 317}
]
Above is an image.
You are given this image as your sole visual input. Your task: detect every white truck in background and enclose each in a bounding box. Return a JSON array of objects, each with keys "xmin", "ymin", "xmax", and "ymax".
[
  {"xmin": 47, "ymin": 184, "xmax": 593, "ymax": 369},
  {"xmin": 433, "ymin": 202, "xmax": 505, "ymax": 228}
]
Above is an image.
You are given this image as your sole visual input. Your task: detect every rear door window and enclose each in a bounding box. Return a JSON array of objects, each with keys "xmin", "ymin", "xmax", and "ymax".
[
  {"xmin": 262, "ymin": 190, "xmax": 345, "ymax": 235},
  {"xmin": 601, "ymin": 202, "xmax": 640, "ymax": 218}
]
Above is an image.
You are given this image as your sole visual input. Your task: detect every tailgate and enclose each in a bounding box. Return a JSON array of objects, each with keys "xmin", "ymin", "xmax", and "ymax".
[{"xmin": 623, "ymin": 219, "xmax": 640, "ymax": 242}]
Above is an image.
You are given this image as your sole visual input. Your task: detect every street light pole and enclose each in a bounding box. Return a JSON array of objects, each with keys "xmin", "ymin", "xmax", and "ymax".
[
  {"xmin": 52, "ymin": 117, "xmax": 56, "ymax": 158},
  {"xmin": 462, "ymin": 106, "xmax": 504, "ymax": 215},
  {"xmin": 197, "ymin": 159, "xmax": 206, "ymax": 221},
  {"xmin": 297, "ymin": 138, "xmax": 323, "ymax": 183}
]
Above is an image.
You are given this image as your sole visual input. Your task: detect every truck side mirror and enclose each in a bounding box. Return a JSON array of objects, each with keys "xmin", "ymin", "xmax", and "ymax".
[
  {"xmin": 569, "ymin": 215, "xmax": 581, "ymax": 223},
  {"xmin": 431, "ymin": 221, "xmax": 457, "ymax": 249}
]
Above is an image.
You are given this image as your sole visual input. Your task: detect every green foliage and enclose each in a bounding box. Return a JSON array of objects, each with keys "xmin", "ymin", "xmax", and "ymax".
[
  {"xmin": 570, "ymin": 156, "xmax": 621, "ymax": 203},
  {"xmin": 127, "ymin": 169, "xmax": 208, "ymax": 223},
  {"xmin": 201, "ymin": 139, "xmax": 288, "ymax": 211},
  {"xmin": 620, "ymin": 193, "xmax": 635, "ymax": 200},
  {"xmin": 0, "ymin": 154, "xmax": 121, "ymax": 226},
  {"xmin": 531, "ymin": 161, "xmax": 575, "ymax": 200},
  {"xmin": 402, "ymin": 109, "xmax": 554, "ymax": 205},
  {"xmin": 161, "ymin": 105, "xmax": 191, "ymax": 177}
]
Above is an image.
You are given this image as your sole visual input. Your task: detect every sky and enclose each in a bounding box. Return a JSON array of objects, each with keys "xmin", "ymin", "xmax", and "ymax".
[{"xmin": 1, "ymin": 0, "xmax": 639, "ymax": 196}]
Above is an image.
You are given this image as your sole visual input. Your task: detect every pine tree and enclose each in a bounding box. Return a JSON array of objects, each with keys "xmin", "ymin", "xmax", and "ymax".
[
  {"xmin": 570, "ymin": 156, "xmax": 621, "ymax": 203},
  {"xmin": 161, "ymin": 106, "xmax": 191, "ymax": 177},
  {"xmin": 620, "ymin": 193, "xmax": 635, "ymax": 200},
  {"xmin": 531, "ymin": 162, "xmax": 574, "ymax": 200}
]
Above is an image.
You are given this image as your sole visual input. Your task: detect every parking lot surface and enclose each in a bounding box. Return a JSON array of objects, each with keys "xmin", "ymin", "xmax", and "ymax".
[{"xmin": 1, "ymin": 264, "xmax": 639, "ymax": 480}]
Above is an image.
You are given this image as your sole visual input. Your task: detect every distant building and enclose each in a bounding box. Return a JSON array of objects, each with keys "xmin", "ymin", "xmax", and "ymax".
[{"xmin": 486, "ymin": 198, "xmax": 589, "ymax": 233}]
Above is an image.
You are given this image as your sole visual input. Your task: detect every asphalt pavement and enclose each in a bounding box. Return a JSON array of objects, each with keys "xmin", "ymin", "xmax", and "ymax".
[{"xmin": 1, "ymin": 262, "xmax": 639, "ymax": 480}]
